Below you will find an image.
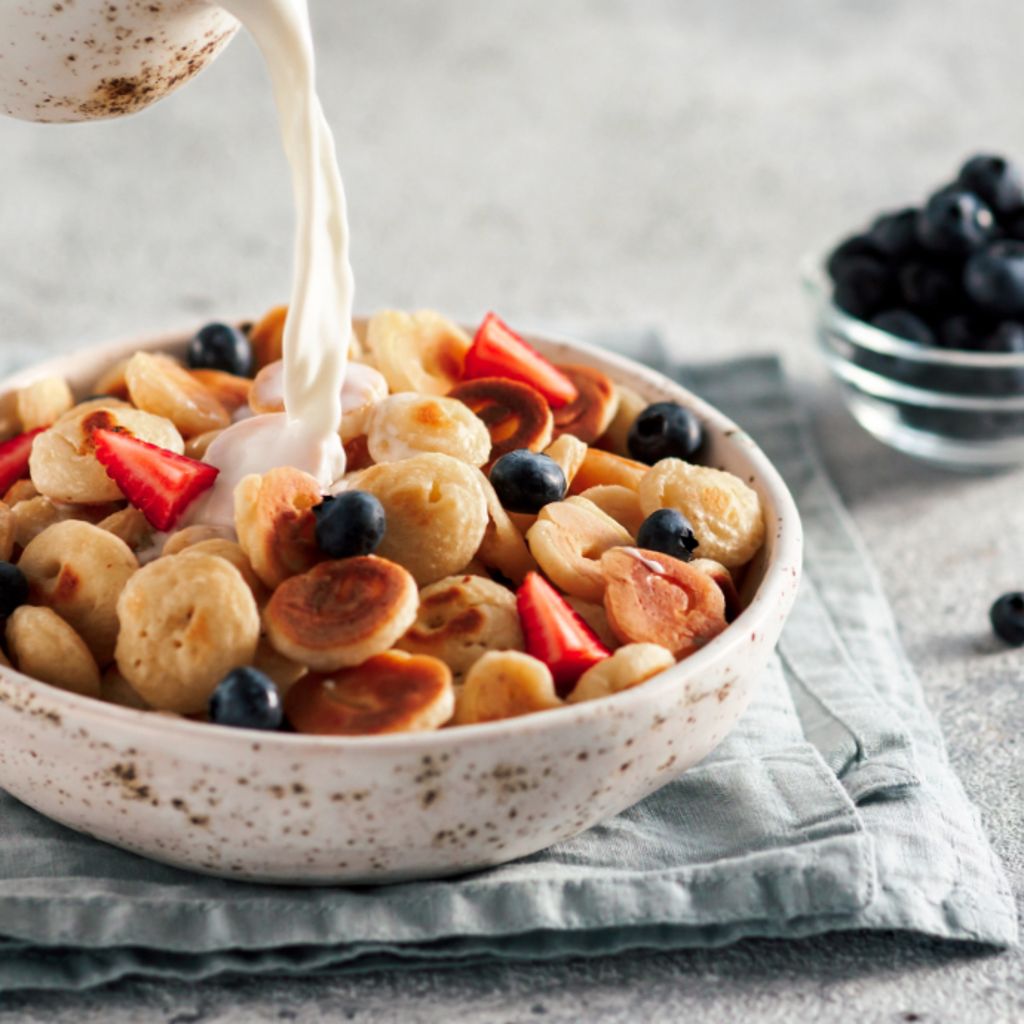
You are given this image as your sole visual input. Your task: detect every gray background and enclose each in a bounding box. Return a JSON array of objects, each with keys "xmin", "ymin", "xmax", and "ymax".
[{"xmin": 0, "ymin": 0, "xmax": 1022, "ymax": 1020}]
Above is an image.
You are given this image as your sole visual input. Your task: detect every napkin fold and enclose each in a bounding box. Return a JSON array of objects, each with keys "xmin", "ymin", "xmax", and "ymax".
[{"xmin": 0, "ymin": 338, "xmax": 1014, "ymax": 991}]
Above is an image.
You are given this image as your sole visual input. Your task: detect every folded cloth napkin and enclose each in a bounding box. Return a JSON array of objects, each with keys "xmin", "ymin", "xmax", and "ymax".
[{"xmin": 0, "ymin": 339, "xmax": 1015, "ymax": 991}]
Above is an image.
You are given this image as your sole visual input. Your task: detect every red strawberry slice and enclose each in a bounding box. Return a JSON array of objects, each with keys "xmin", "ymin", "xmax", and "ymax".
[
  {"xmin": 92, "ymin": 428, "xmax": 219, "ymax": 531},
  {"xmin": 463, "ymin": 312, "xmax": 579, "ymax": 409},
  {"xmin": 516, "ymin": 571, "xmax": 611, "ymax": 695},
  {"xmin": 0, "ymin": 427, "xmax": 45, "ymax": 496}
]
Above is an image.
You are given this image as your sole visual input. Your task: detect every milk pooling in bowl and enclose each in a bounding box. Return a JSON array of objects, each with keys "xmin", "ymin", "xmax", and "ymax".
[{"xmin": 189, "ymin": 0, "xmax": 355, "ymax": 526}]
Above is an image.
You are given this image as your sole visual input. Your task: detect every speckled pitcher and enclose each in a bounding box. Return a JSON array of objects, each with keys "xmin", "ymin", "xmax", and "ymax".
[{"xmin": 0, "ymin": 0, "xmax": 238, "ymax": 123}]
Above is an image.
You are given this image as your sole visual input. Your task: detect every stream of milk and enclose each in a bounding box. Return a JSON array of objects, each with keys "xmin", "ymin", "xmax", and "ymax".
[{"xmin": 188, "ymin": 0, "xmax": 352, "ymax": 527}]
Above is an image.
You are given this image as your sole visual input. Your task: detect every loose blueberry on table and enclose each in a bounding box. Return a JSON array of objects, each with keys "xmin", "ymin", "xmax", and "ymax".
[{"xmin": 990, "ymin": 592, "xmax": 1024, "ymax": 647}]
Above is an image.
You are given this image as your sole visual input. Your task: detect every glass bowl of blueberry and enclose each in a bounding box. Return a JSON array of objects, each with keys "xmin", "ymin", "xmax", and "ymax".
[{"xmin": 806, "ymin": 153, "xmax": 1024, "ymax": 471}]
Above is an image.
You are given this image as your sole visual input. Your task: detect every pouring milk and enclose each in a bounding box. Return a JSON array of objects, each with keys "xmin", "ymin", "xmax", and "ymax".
[
  {"xmin": 0, "ymin": 0, "xmax": 359, "ymax": 529},
  {"xmin": 190, "ymin": 0, "xmax": 355, "ymax": 526}
]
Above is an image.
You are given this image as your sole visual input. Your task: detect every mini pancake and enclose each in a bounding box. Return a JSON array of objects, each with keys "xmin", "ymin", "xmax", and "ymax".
[
  {"xmin": 264, "ymin": 555, "xmax": 418, "ymax": 671},
  {"xmin": 525, "ymin": 496, "xmax": 632, "ymax": 603},
  {"xmin": 285, "ymin": 651, "xmax": 453, "ymax": 735},
  {"xmin": 542, "ymin": 434, "xmax": 587, "ymax": 487},
  {"xmin": 396, "ymin": 574, "xmax": 524, "ymax": 683},
  {"xmin": 366, "ymin": 309, "xmax": 470, "ymax": 396},
  {"xmin": 569, "ymin": 447, "xmax": 647, "ymax": 493},
  {"xmin": 249, "ymin": 304, "xmax": 288, "ymax": 369},
  {"xmin": 453, "ymin": 651, "xmax": 561, "ymax": 724},
  {"xmin": 638, "ymin": 458, "xmax": 765, "ymax": 570},
  {"xmin": 234, "ymin": 467, "xmax": 324, "ymax": 589},
  {"xmin": 690, "ymin": 557, "xmax": 742, "ymax": 622},
  {"xmin": 567, "ymin": 643, "xmax": 674, "ymax": 703},
  {"xmin": 448, "ymin": 377, "xmax": 553, "ymax": 462},
  {"xmin": 552, "ymin": 364, "xmax": 619, "ymax": 444},
  {"xmin": 601, "ymin": 546, "xmax": 727, "ymax": 657},
  {"xmin": 124, "ymin": 352, "xmax": 230, "ymax": 438},
  {"xmin": 19, "ymin": 519, "xmax": 139, "ymax": 665},
  {"xmin": 190, "ymin": 369, "xmax": 253, "ymax": 413}
]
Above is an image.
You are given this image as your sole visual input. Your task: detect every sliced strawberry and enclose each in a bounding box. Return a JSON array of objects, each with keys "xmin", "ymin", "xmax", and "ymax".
[
  {"xmin": 463, "ymin": 312, "xmax": 579, "ymax": 409},
  {"xmin": 516, "ymin": 571, "xmax": 610, "ymax": 695},
  {"xmin": 0, "ymin": 427, "xmax": 45, "ymax": 495},
  {"xmin": 92, "ymin": 428, "xmax": 219, "ymax": 531}
]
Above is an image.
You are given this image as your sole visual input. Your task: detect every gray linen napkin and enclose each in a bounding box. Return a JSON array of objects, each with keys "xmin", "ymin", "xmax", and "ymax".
[{"xmin": 0, "ymin": 340, "xmax": 1014, "ymax": 991}]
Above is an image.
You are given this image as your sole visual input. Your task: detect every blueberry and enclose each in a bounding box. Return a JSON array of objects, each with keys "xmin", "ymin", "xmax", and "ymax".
[
  {"xmin": 313, "ymin": 490, "xmax": 386, "ymax": 559},
  {"xmin": 898, "ymin": 261, "xmax": 959, "ymax": 314},
  {"xmin": 0, "ymin": 563, "xmax": 28, "ymax": 619},
  {"xmin": 627, "ymin": 402, "xmax": 704, "ymax": 465},
  {"xmin": 1001, "ymin": 211, "xmax": 1024, "ymax": 241},
  {"xmin": 826, "ymin": 234, "xmax": 885, "ymax": 280},
  {"xmin": 636, "ymin": 509, "xmax": 699, "ymax": 563},
  {"xmin": 964, "ymin": 240, "xmax": 1024, "ymax": 316},
  {"xmin": 209, "ymin": 667, "xmax": 282, "ymax": 730},
  {"xmin": 937, "ymin": 313, "xmax": 994, "ymax": 350},
  {"xmin": 869, "ymin": 208, "xmax": 920, "ymax": 260},
  {"xmin": 870, "ymin": 309, "xmax": 936, "ymax": 346},
  {"xmin": 831, "ymin": 256, "xmax": 896, "ymax": 319},
  {"xmin": 187, "ymin": 322, "xmax": 255, "ymax": 377},
  {"xmin": 489, "ymin": 450, "xmax": 566, "ymax": 514},
  {"xmin": 990, "ymin": 592, "xmax": 1024, "ymax": 646},
  {"xmin": 916, "ymin": 189, "xmax": 995, "ymax": 255},
  {"xmin": 979, "ymin": 320, "xmax": 1024, "ymax": 353},
  {"xmin": 957, "ymin": 154, "xmax": 1024, "ymax": 218}
]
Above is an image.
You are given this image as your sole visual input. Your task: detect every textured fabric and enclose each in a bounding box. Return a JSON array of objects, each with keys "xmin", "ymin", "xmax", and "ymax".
[{"xmin": 0, "ymin": 343, "xmax": 1014, "ymax": 991}]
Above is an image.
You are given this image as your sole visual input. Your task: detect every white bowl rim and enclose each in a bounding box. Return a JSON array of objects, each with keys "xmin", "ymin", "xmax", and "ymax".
[
  {"xmin": 802, "ymin": 257, "xmax": 1024, "ymax": 369},
  {"xmin": 0, "ymin": 323, "xmax": 803, "ymax": 751}
]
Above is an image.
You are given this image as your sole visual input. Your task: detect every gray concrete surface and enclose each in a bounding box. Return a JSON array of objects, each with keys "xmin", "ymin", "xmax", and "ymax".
[{"xmin": 0, "ymin": 0, "xmax": 1022, "ymax": 1019}]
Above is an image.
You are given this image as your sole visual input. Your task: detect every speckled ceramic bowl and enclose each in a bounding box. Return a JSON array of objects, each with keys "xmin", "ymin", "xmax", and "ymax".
[{"xmin": 0, "ymin": 326, "xmax": 802, "ymax": 884}]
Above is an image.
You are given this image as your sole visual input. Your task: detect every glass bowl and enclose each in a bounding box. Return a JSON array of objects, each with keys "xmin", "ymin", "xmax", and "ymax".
[{"xmin": 804, "ymin": 263, "xmax": 1024, "ymax": 471}]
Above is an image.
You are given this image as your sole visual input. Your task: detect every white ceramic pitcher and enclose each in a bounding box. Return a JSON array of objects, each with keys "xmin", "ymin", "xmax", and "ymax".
[{"xmin": 0, "ymin": 0, "xmax": 239, "ymax": 123}]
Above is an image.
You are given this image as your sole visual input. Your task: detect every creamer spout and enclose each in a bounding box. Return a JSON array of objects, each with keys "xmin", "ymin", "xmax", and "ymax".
[{"xmin": 0, "ymin": 0, "xmax": 238, "ymax": 124}]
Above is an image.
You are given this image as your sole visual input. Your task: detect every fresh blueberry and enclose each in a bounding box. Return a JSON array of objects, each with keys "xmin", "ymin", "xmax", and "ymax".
[
  {"xmin": 187, "ymin": 322, "xmax": 255, "ymax": 377},
  {"xmin": 964, "ymin": 240, "xmax": 1024, "ymax": 316},
  {"xmin": 209, "ymin": 667, "xmax": 283, "ymax": 730},
  {"xmin": 489, "ymin": 450, "xmax": 566, "ymax": 514},
  {"xmin": 869, "ymin": 208, "xmax": 920, "ymax": 260},
  {"xmin": 974, "ymin": 323, "xmax": 1024, "ymax": 394},
  {"xmin": 636, "ymin": 509, "xmax": 699, "ymax": 563},
  {"xmin": 1001, "ymin": 210, "xmax": 1024, "ymax": 241},
  {"xmin": 627, "ymin": 402, "xmax": 704, "ymax": 465},
  {"xmin": 978, "ymin": 320, "xmax": 1024, "ymax": 353},
  {"xmin": 870, "ymin": 309, "xmax": 936, "ymax": 346},
  {"xmin": 831, "ymin": 256, "xmax": 896, "ymax": 319},
  {"xmin": 916, "ymin": 188, "xmax": 995, "ymax": 255},
  {"xmin": 898, "ymin": 261, "xmax": 959, "ymax": 314},
  {"xmin": 957, "ymin": 154, "xmax": 1024, "ymax": 218},
  {"xmin": 313, "ymin": 490, "xmax": 386, "ymax": 559},
  {"xmin": 990, "ymin": 591, "xmax": 1024, "ymax": 646},
  {"xmin": 0, "ymin": 563, "xmax": 28, "ymax": 619},
  {"xmin": 826, "ymin": 234, "xmax": 885, "ymax": 280},
  {"xmin": 937, "ymin": 313, "xmax": 994, "ymax": 350}
]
